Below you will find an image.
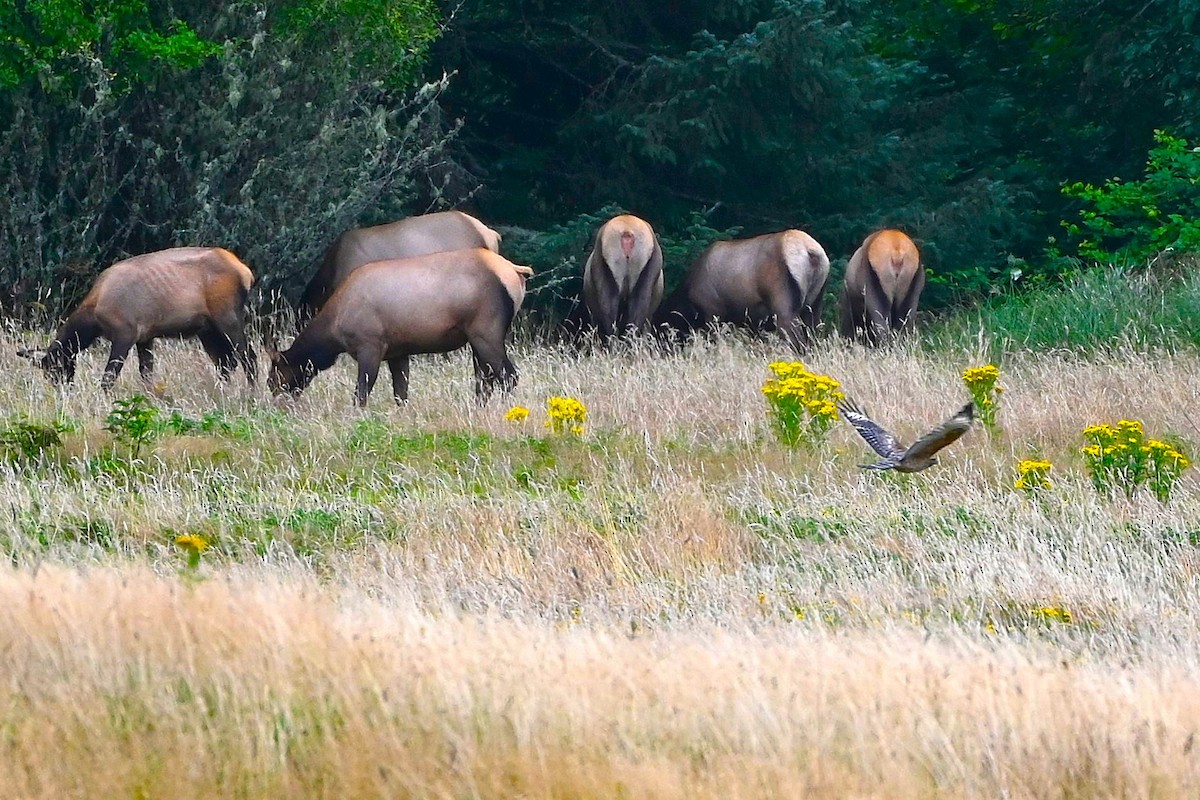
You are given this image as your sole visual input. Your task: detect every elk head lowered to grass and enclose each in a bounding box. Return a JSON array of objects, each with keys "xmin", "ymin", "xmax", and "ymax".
[
  {"xmin": 18, "ymin": 247, "xmax": 257, "ymax": 389},
  {"xmin": 298, "ymin": 210, "xmax": 502, "ymax": 319},
  {"xmin": 270, "ymin": 248, "xmax": 532, "ymax": 407},
  {"xmin": 654, "ymin": 229, "xmax": 830, "ymax": 352}
]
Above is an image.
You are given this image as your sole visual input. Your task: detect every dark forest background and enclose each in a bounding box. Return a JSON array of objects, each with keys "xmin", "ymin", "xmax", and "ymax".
[{"xmin": 2, "ymin": 0, "xmax": 1199, "ymax": 321}]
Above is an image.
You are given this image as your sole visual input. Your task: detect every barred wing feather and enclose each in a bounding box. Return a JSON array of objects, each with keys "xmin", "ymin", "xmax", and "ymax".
[{"xmin": 836, "ymin": 400, "xmax": 905, "ymax": 461}]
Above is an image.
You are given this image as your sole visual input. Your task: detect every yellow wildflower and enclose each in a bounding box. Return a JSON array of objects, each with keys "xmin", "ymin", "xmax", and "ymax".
[
  {"xmin": 504, "ymin": 406, "xmax": 530, "ymax": 422},
  {"xmin": 961, "ymin": 364, "xmax": 1003, "ymax": 430},
  {"xmin": 1014, "ymin": 458, "xmax": 1053, "ymax": 492},
  {"xmin": 961, "ymin": 364, "xmax": 1000, "ymax": 386},
  {"xmin": 174, "ymin": 534, "xmax": 209, "ymax": 554},
  {"xmin": 761, "ymin": 362, "xmax": 843, "ymax": 447},
  {"xmin": 546, "ymin": 396, "xmax": 587, "ymax": 435}
]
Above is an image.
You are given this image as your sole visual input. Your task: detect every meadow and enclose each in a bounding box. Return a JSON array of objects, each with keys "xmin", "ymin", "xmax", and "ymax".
[{"xmin": 3, "ymin": 266, "xmax": 1200, "ymax": 797}]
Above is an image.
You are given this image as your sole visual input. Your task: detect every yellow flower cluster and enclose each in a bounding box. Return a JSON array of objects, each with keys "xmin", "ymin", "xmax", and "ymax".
[
  {"xmin": 1146, "ymin": 438, "xmax": 1190, "ymax": 468},
  {"xmin": 1081, "ymin": 420, "xmax": 1188, "ymax": 466},
  {"xmin": 961, "ymin": 364, "xmax": 1001, "ymax": 390},
  {"xmin": 1014, "ymin": 458, "xmax": 1053, "ymax": 492},
  {"xmin": 1082, "ymin": 418, "xmax": 1189, "ymax": 501},
  {"xmin": 174, "ymin": 533, "xmax": 209, "ymax": 554},
  {"xmin": 504, "ymin": 405, "xmax": 531, "ymax": 423},
  {"xmin": 546, "ymin": 396, "xmax": 587, "ymax": 435},
  {"xmin": 175, "ymin": 533, "xmax": 210, "ymax": 571},
  {"xmin": 1031, "ymin": 604, "xmax": 1074, "ymax": 625},
  {"xmin": 761, "ymin": 362, "xmax": 845, "ymax": 447},
  {"xmin": 961, "ymin": 363, "xmax": 1002, "ymax": 430}
]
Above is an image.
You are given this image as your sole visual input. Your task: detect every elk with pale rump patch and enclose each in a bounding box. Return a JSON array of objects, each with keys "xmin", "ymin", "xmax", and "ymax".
[
  {"xmin": 299, "ymin": 210, "xmax": 502, "ymax": 317},
  {"xmin": 582, "ymin": 214, "xmax": 664, "ymax": 340},
  {"xmin": 270, "ymin": 248, "xmax": 532, "ymax": 407},
  {"xmin": 655, "ymin": 229, "xmax": 830, "ymax": 351},
  {"xmin": 18, "ymin": 247, "xmax": 257, "ymax": 389},
  {"xmin": 839, "ymin": 229, "xmax": 925, "ymax": 345}
]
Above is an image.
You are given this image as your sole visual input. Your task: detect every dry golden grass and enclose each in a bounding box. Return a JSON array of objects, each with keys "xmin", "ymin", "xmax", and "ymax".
[{"xmin": 1, "ymin": 326, "xmax": 1200, "ymax": 797}]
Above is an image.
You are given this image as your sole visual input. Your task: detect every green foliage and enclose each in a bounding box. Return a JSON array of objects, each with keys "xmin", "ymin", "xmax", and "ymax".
[
  {"xmin": 934, "ymin": 259, "xmax": 1200, "ymax": 353},
  {"xmin": 0, "ymin": 416, "xmax": 72, "ymax": 463},
  {"xmin": 439, "ymin": 0, "xmax": 1200, "ymax": 312},
  {"xmin": 0, "ymin": 0, "xmax": 455, "ymax": 315},
  {"xmin": 104, "ymin": 395, "xmax": 160, "ymax": 458},
  {"xmin": 760, "ymin": 362, "xmax": 843, "ymax": 448},
  {"xmin": 1061, "ymin": 131, "xmax": 1200, "ymax": 265},
  {"xmin": 1081, "ymin": 421, "xmax": 1190, "ymax": 503},
  {"xmin": 0, "ymin": 0, "xmax": 219, "ymax": 91},
  {"xmin": 160, "ymin": 409, "xmax": 256, "ymax": 441},
  {"xmin": 279, "ymin": 0, "xmax": 439, "ymax": 88}
]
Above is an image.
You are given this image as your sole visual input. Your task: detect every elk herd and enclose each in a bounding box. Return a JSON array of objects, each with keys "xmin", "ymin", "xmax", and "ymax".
[{"xmin": 17, "ymin": 211, "xmax": 925, "ymax": 406}]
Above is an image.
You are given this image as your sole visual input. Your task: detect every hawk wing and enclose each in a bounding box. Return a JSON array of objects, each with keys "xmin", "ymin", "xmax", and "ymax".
[
  {"xmin": 901, "ymin": 403, "xmax": 975, "ymax": 463},
  {"xmin": 837, "ymin": 399, "xmax": 905, "ymax": 461}
]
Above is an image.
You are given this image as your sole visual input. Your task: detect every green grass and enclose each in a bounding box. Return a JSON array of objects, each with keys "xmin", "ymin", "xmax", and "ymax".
[{"xmin": 929, "ymin": 258, "xmax": 1200, "ymax": 354}]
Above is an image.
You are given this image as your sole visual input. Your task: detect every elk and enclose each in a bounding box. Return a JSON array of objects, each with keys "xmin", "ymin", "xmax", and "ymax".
[
  {"xmin": 298, "ymin": 210, "xmax": 502, "ymax": 317},
  {"xmin": 270, "ymin": 249, "xmax": 532, "ymax": 407},
  {"xmin": 18, "ymin": 247, "xmax": 256, "ymax": 389},
  {"xmin": 839, "ymin": 229, "xmax": 925, "ymax": 345},
  {"xmin": 582, "ymin": 214, "xmax": 664, "ymax": 340},
  {"xmin": 655, "ymin": 229, "xmax": 830, "ymax": 351}
]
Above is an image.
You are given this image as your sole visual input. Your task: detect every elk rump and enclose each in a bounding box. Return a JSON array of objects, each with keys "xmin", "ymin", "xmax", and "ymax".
[
  {"xmin": 838, "ymin": 229, "xmax": 924, "ymax": 344},
  {"xmin": 582, "ymin": 214, "xmax": 664, "ymax": 339},
  {"xmin": 299, "ymin": 210, "xmax": 501, "ymax": 317},
  {"xmin": 656, "ymin": 229, "xmax": 830, "ymax": 351},
  {"xmin": 18, "ymin": 247, "xmax": 256, "ymax": 388},
  {"xmin": 270, "ymin": 248, "xmax": 532, "ymax": 407}
]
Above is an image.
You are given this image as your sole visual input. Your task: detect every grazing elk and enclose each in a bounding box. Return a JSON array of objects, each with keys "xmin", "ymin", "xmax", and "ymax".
[
  {"xmin": 655, "ymin": 229, "xmax": 830, "ymax": 351},
  {"xmin": 299, "ymin": 210, "xmax": 502, "ymax": 317},
  {"xmin": 582, "ymin": 214, "xmax": 664, "ymax": 340},
  {"xmin": 839, "ymin": 229, "xmax": 924, "ymax": 344},
  {"xmin": 18, "ymin": 247, "xmax": 256, "ymax": 389},
  {"xmin": 269, "ymin": 249, "xmax": 532, "ymax": 407}
]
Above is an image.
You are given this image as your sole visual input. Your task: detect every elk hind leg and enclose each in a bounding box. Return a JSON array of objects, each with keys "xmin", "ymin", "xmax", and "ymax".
[
  {"xmin": 136, "ymin": 343, "xmax": 156, "ymax": 385},
  {"xmin": 468, "ymin": 337, "xmax": 515, "ymax": 404},
  {"xmin": 199, "ymin": 329, "xmax": 238, "ymax": 381},
  {"xmin": 387, "ymin": 354, "xmax": 411, "ymax": 405},
  {"xmin": 353, "ymin": 348, "xmax": 384, "ymax": 408}
]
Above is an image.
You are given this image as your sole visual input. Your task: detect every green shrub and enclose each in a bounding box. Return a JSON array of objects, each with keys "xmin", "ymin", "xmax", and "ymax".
[
  {"xmin": 0, "ymin": 417, "xmax": 72, "ymax": 463},
  {"xmin": 1061, "ymin": 130, "xmax": 1200, "ymax": 265},
  {"xmin": 105, "ymin": 395, "xmax": 160, "ymax": 459},
  {"xmin": 1082, "ymin": 420, "xmax": 1190, "ymax": 502}
]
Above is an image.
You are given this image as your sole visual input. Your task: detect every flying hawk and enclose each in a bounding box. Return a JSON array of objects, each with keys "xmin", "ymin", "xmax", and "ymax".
[{"xmin": 837, "ymin": 400, "xmax": 975, "ymax": 472}]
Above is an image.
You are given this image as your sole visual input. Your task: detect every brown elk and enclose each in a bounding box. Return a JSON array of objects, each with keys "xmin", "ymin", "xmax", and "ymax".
[
  {"xmin": 838, "ymin": 229, "xmax": 924, "ymax": 344},
  {"xmin": 18, "ymin": 247, "xmax": 256, "ymax": 389},
  {"xmin": 269, "ymin": 249, "xmax": 532, "ymax": 407},
  {"xmin": 299, "ymin": 210, "xmax": 502, "ymax": 316},
  {"xmin": 655, "ymin": 229, "xmax": 830, "ymax": 351},
  {"xmin": 582, "ymin": 214, "xmax": 664, "ymax": 339}
]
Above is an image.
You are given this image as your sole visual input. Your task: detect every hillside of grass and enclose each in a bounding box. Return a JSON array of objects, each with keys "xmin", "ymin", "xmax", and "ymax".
[
  {"xmin": 930, "ymin": 257, "xmax": 1200, "ymax": 354},
  {"xmin": 3, "ymin": 305, "xmax": 1200, "ymax": 796}
]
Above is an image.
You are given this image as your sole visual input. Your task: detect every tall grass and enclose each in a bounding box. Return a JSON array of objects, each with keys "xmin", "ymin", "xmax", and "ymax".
[
  {"xmin": 931, "ymin": 258, "xmax": 1200, "ymax": 354},
  {"xmin": 3, "ymin": 317, "xmax": 1200, "ymax": 796}
]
